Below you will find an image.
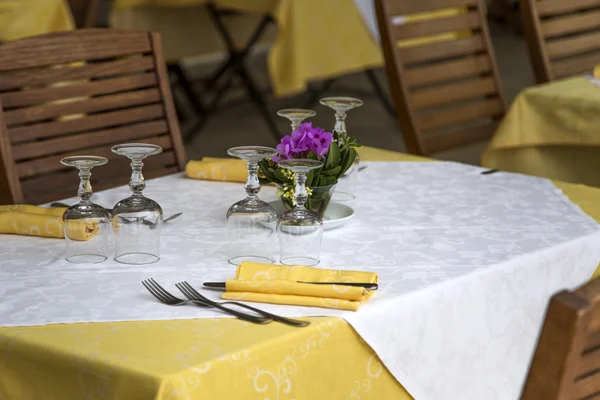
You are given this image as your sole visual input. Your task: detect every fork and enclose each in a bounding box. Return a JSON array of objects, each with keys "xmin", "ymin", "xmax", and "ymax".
[
  {"xmin": 176, "ymin": 281, "xmax": 310, "ymax": 328},
  {"xmin": 141, "ymin": 279, "xmax": 270, "ymax": 324}
]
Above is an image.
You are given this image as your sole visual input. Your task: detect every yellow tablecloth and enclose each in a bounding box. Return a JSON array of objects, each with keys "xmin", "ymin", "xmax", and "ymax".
[
  {"xmin": 112, "ymin": 0, "xmax": 382, "ymax": 96},
  {"xmin": 0, "ymin": 0, "xmax": 74, "ymax": 41},
  {"xmin": 1, "ymin": 146, "xmax": 598, "ymax": 400},
  {"xmin": 483, "ymin": 76, "xmax": 600, "ymax": 187}
]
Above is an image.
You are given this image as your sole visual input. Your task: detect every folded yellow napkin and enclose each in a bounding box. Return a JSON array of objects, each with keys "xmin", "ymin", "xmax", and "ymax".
[
  {"xmin": 594, "ymin": 65, "xmax": 600, "ymax": 79},
  {"xmin": 185, "ymin": 158, "xmax": 247, "ymax": 183},
  {"xmin": 221, "ymin": 262, "xmax": 378, "ymax": 311},
  {"xmin": 0, "ymin": 205, "xmax": 98, "ymax": 241}
]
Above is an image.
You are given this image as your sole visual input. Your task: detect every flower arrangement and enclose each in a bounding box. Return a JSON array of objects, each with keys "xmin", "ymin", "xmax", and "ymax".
[{"xmin": 259, "ymin": 122, "xmax": 360, "ymax": 214}]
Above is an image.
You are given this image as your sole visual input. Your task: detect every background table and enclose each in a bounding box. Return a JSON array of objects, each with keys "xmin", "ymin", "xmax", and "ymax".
[
  {"xmin": 1, "ymin": 147, "xmax": 599, "ymax": 400},
  {"xmin": 483, "ymin": 76, "xmax": 600, "ymax": 188},
  {"xmin": 0, "ymin": 0, "xmax": 74, "ymax": 41},
  {"xmin": 111, "ymin": 0, "xmax": 382, "ymax": 96}
]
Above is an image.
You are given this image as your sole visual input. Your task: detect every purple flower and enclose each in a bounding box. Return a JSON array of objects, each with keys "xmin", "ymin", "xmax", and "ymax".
[{"xmin": 272, "ymin": 122, "xmax": 333, "ymax": 161}]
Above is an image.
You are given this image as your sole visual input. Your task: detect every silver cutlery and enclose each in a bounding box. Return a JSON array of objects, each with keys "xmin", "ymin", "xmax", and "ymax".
[
  {"xmin": 141, "ymin": 279, "xmax": 270, "ymax": 324},
  {"xmin": 203, "ymin": 281, "xmax": 378, "ymax": 290},
  {"xmin": 177, "ymin": 281, "xmax": 310, "ymax": 327}
]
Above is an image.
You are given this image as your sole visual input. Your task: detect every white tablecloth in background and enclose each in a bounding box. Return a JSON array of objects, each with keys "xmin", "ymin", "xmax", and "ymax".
[{"xmin": 2, "ymin": 162, "xmax": 600, "ymax": 399}]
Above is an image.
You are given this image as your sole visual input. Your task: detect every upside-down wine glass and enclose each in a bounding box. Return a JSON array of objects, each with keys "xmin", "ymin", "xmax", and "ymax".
[
  {"xmin": 277, "ymin": 109, "xmax": 316, "ymax": 132},
  {"xmin": 111, "ymin": 143, "xmax": 163, "ymax": 265},
  {"xmin": 226, "ymin": 146, "xmax": 279, "ymax": 266},
  {"xmin": 277, "ymin": 159, "xmax": 324, "ymax": 266},
  {"xmin": 320, "ymin": 97, "xmax": 363, "ymax": 201},
  {"xmin": 60, "ymin": 156, "xmax": 111, "ymax": 263}
]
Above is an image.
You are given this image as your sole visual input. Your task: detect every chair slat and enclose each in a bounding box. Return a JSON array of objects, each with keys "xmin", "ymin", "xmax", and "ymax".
[
  {"xmin": 417, "ymin": 98, "xmax": 503, "ymax": 131},
  {"xmin": 585, "ymin": 331, "xmax": 600, "ymax": 353},
  {"xmin": 4, "ymin": 88, "xmax": 161, "ymax": 126},
  {"xmin": 552, "ymin": 52, "xmax": 600, "ymax": 79},
  {"xmin": 546, "ymin": 31, "xmax": 600, "ymax": 58},
  {"xmin": 23, "ymin": 164, "xmax": 178, "ymax": 205},
  {"xmin": 398, "ymin": 34, "xmax": 485, "ymax": 64},
  {"xmin": 8, "ymin": 104, "xmax": 165, "ymax": 144},
  {"xmin": 537, "ymin": 0, "xmax": 600, "ymax": 17},
  {"xmin": 0, "ymin": 56, "xmax": 155, "ymax": 91},
  {"xmin": 12, "ymin": 121, "xmax": 169, "ymax": 161},
  {"xmin": 411, "ymin": 77, "xmax": 497, "ymax": 109},
  {"xmin": 2, "ymin": 72, "xmax": 157, "ymax": 108},
  {"xmin": 578, "ymin": 348, "xmax": 600, "ymax": 377},
  {"xmin": 393, "ymin": 11, "xmax": 480, "ymax": 40},
  {"xmin": 541, "ymin": 9, "xmax": 600, "ymax": 38},
  {"xmin": 423, "ymin": 122, "xmax": 496, "ymax": 153},
  {"xmin": 573, "ymin": 372, "xmax": 600, "ymax": 399},
  {"xmin": 0, "ymin": 30, "xmax": 152, "ymax": 71},
  {"xmin": 18, "ymin": 147, "xmax": 177, "ymax": 179},
  {"xmin": 387, "ymin": 0, "xmax": 478, "ymax": 16},
  {"xmin": 404, "ymin": 54, "xmax": 491, "ymax": 87}
]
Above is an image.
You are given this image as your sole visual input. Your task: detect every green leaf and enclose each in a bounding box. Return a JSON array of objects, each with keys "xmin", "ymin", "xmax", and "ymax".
[
  {"xmin": 325, "ymin": 176, "xmax": 337, "ymax": 185},
  {"xmin": 325, "ymin": 141, "xmax": 340, "ymax": 169},
  {"xmin": 260, "ymin": 164, "xmax": 276, "ymax": 181},
  {"xmin": 321, "ymin": 166, "xmax": 341, "ymax": 176},
  {"xmin": 340, "ymin": 148, "xmax": 357, "ymax": 176},
  {"xmin": 274, "ymin": 169, "xmax": 288, "ymax": 183},
  {"xmin": 307, "ymin": 151, "xmax": 318, "ymax": 160},
  {"xmin": 306, "ymin": 170, "xmax": 314, "ymax": 187}
]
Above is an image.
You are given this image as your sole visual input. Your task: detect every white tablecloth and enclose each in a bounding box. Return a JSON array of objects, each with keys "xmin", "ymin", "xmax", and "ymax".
[{"xmin": 2, "ymin": 162, "xmax": 600, "ymax": 400}]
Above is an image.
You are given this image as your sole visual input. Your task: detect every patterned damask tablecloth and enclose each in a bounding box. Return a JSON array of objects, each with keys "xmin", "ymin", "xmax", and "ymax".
[{"xmin": 1, "ymin": 148, "xmax": 600, "ymax": 400}]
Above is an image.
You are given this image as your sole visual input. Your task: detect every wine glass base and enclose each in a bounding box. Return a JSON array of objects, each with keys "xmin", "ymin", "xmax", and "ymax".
[
  {"xmin": 115, "ymin": 252, "xmax": 160, "ymax": 265},
  {"xmin": 66, "ymin": 254, "xmax": 108, "ymax": 264},
  {"xmin": 228, "ymin": 255, "xmax": 274, "ymax": 266},
  {"xmin": 333, "ymin": 191, "xmax": 356, "ymax": 202},
  {"xmin": 280, "ymin": 256, "xmax": 320, "ymax": 267}
]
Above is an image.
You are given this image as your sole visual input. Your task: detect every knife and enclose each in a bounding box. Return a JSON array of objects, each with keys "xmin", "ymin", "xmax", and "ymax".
[{"xmin": 203, "ymin": 281, "xmax": 378, "ymax": 290}]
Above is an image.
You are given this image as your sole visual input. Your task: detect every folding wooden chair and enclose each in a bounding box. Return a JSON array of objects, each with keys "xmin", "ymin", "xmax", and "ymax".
[
  {"xmin": 375, "ymin": 0, "xmax": 506, "ymax": 156},
  {"xmin": 520, "ymin": 0, "xmax": 600, "ymax": 84},
  {"xmin": 0, "ymin": 29, "xmax": 186, "ymax": 204},
  {"xmin": 521, "ymin": 276, "xmax": 600, "ymax": 400}
]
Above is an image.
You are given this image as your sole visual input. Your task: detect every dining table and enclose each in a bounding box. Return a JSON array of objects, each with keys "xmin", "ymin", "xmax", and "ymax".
[
  {"xmin": 483, "ymin": 76, "xmax": 600, "ymax": 188},
  {"xmin": 2, "ymin": 146, "xmax": 600, "ymax": 400},
  {"xmin": 0, "ymin": 0, "xmax": 74, "ymax": 41},
  {"xmin": 111, "ymin": 0, "xmax": 382, "ymax": 96}
]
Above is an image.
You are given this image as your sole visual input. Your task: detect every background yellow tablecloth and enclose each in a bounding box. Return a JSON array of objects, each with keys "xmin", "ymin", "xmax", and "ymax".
[
  {"xmin": 483, "ymin": 76, "xmax": 600, "ymax": 188},
  {"xmin": 1, "ymin": 146, "xmax": 598, "ymax": 400},
  {"xmin": 0, "ymin": 0, "xmax": 74, "ymax": 41},
  {"xmin": 112, "ymin": 0, "xmax": 382, "ymax": 96}
]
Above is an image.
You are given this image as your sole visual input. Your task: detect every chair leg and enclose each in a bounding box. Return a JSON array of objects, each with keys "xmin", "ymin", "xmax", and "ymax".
[
  {"xmin": 303, "ymin": 78, "xmax": 336, "ymax": 109},
  {"xmin": 168, "ymin": 63, "xmax": 207, "ymax": 116},
  {"xmin": 365, "ymin": 69, "xmax": 395, "ymax": 117}
]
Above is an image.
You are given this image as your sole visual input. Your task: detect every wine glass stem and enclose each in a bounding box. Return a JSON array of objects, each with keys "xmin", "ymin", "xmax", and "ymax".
[
  {"xmin": 130, "ymin": 160, "xmax": 145, "ymax": 195},
  {"xmin": 77, "ymin": 167, "xmax": 93, "ymax": 203},
  {"xmin": 294, "ymin": 171, "xmax": 308, "ymax": 210},
  {"xmin": 245, "ymin": 161, "xmax": 260, "ymax": 198},
  {"xmin": 291, "ymin": 119, "xmax": 301, "ymax": 131},
  {"xmin": 334, "ymin": 111, "xmax": 347, "ymax": 141}
]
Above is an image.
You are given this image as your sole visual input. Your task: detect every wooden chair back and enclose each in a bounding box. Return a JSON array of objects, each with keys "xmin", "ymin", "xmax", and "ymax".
[
  {"xmin": 520, "ymin": 0, "xmax": 600, "ymax": 84},
  {"xmin": 375, "ymin": 0, "xmax": 506, "ymax": 156},
  {"xmin": 521, "ymin": 277, "xmax": 600, "ymax": 400},
  {"xmin": 0, "ymin": 29, "xmax": 186, "ymax": 205}
]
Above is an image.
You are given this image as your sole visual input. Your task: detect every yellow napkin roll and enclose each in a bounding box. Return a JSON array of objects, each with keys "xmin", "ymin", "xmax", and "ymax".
[
  {"xmin": 0, "ymin": 205, "xmax": 99, "ymax": 241},
  {"xmin": 185, "ymin": 157, "xmax": 247, "ymax": 183},
  {"xmin": 221, "ymin": 262, "xmax": 378, "ymax": 311},
  {"xmin": 593, "ymin": 65, "xmax": 600, "ymax": 79}
]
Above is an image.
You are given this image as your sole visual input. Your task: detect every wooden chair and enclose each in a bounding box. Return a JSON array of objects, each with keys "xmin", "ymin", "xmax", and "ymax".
[
  {"xmin": 0, "ymin": 29, "xmax": 186, "ymax": 205},
  {"xmin": 520, "ymin": 0, "xmax": 600, "ymax": 84},
  {"xmin": 521, "ymin": 277, "xmax": 600, "ymax": 400},
  {"xmin": 375, "ymin": 0, "xmax": 506, "ymax": 156}
]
